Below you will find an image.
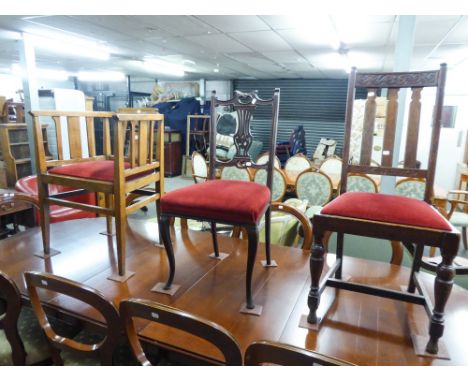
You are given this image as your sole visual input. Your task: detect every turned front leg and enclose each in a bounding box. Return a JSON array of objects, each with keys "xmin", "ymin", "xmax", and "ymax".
[
  {"xmin": 307, "ymin": 231, "xmax": 325, "ymax": 324},
  {"xmin": 425, "ymin": 248, "xmax": 456, "ymax": 354}
]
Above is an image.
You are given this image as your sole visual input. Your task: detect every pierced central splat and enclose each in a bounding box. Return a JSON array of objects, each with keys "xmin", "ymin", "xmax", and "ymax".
[{"xmin": 232, "ymin": 107, "xmax": 254, "ymax": 161}]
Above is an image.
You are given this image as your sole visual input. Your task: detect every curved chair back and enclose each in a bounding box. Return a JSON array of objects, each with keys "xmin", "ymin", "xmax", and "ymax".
[
  {"xmin": 271, "ymin": 202, "xmax": 312, "ymax": 250},
  {"xmin": 340, "ymin": 173, "xmax": 378, "ymax": 194},
  {"xmin": 256, "ymin": 152, "xmax": 281, "ymax": 169},
  {"xmin": 119, "ymin": 298, "xmax": 242, "ymax": 366},
  {"xmin": 220, "ymin": 166, "xmax": 251, "ymax": 182},
  {"xmin": 295, "ymin": 170, "xmax": 333, "ymax": 207},
  {"xmin": 244, "ymin": 340, "xmax": 354, "ymax": 366},
  {"xmin": 395, "ymin": 177, "xmax": 426, "ymax": 200},
  {"xmin": 284, "ymin": 153, "xmax": 312, "ymax": 184},
  {"xmin": 191, "ymin": 151, "xmax": 208, "ymax": 183},
  {"xmin": 0, "ymin": 271, "xmax": 26, "ymax": 365},
  {"xmin": 319, "ymin": 156, "xmax": 342, "ymax": 176},
  {"xmin": 24, "ymin": 271, "xmax": 121, "ymax": 366},
  {"xmin": 254, "ymin": 168, "xmax": 287, "ymax": 202}
]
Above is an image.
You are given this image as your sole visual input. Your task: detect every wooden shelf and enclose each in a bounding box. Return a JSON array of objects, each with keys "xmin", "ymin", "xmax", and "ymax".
[{"xmin": 0, "ymin": 123, "xmax": 50, "ymax": 187}]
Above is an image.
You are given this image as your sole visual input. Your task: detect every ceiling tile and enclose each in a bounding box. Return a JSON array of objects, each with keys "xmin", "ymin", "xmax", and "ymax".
[
  {"xmin": 185, "ymin": 34, "xmax": 253, "ymax": 53},
  {"xmin": 228, "ymin": 30, "xmax": 291, "ymax": 51},
  {"xmin": 195, "ymin": 16, "xmax": 270, "ymax": 33}
]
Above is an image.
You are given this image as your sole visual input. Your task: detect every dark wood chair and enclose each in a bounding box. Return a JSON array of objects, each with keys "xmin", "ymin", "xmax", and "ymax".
[
  {"xmin": 244, "ymin": 340, "xmax": 354, "ymax": 366},
  {"xmin": 30, "ymin": 111, "xmax": 164, "ymax": 281},
  {"xmin": 119, "ymin": 298, "xmax": 242, "ymax": 365},
  {"xmin": 0, "ymin": 270, "xmax": 27, "ymax": 365},
  {"xmin": 24, "ymin": 271, "xmax": 121, "ymax": 365},
  {"xmin": 158, "ymin": 89, "xmax": 280, "ymax": 314},
  {"xmin": 307, "ymin": 64, "xmax": 460, "ymax": 356}
]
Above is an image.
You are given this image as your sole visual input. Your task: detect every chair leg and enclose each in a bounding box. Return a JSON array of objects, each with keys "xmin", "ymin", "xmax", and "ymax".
[
  {"xmin": 211, "ymin": 222, "xmax": 219, "ymax": 258},
  {"xmin": 264, "ymin": 207, "xmax": 272, "ymax": 265},
  {"xmin": 105, "ymin": 194, "xmax": 113, "ymax": 235},
  {"xmin": 4, "ymin": 320, "xmax": 26, "ymax": 365},
  {"xmin": 307, "ymin": 230, "xmax": 325, "ymax": 324},
  {"xmin": 50, "ymin": 348, "xmax": 64, "ymax": 366},
  {"xmin": 390, "ymin": 241, "xmax": 404, "ymax": 265},
  {"xmin": 160, "ymin": 215, "xmax": 175, "ymax": 290},
  {"xmin": 114, "ymin": 195, "xmax": 127, "ymax": 277},
  {"xmin": 245, "ymin": 226, "xmax": 259, "ymax": 310},
  {"xmin": 408, "ymin": 244, "xmax": 424, "ymax": 293},
  {"xmin": 463, "ymin": 227, "xmax": 467, "ymax": 250},
  {"xmin": 155, "ymin": 198, "xmax": 162, "ymax": 244},
  {"xmin": 425, "ymin": 247, "xmax": 456, "ymax": 354},
  {"xmin": 335, "ymin": 232, "xmax": 344, "ymax": 279},
  {"xmin": 37, "ymin": 180, "xmax": 51, "ymax": 254}
]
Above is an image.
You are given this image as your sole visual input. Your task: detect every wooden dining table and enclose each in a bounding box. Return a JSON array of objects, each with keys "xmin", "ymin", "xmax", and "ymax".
[{"xmin": 1, "ymin": 217, "xmax": 468, "ymax": 365}]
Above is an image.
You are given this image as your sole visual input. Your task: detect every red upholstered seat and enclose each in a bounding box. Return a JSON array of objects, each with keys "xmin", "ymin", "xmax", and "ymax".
[
  {"xmin": 15, "ymin": 175, "xmax": 96, "ymax": 223},
  {"xmin": 49, "ymin": 160, "xmax": 130, "ymax": 182},
  {"xmin": 321, "ymin": 192, "xmax": 452, "ymax": 231},
  {"xmin": 161, "ymin": 180, "xmax": 271, "ymax": 225}
]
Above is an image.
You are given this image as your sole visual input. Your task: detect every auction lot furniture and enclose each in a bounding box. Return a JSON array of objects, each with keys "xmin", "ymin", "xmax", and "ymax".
[{"xmin": 307, "ymin": 64, "xmax": 460, "ymax": 358}]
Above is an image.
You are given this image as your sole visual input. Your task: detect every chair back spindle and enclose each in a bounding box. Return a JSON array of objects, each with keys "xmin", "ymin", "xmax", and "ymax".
[{"xmin": 341, "ymin": 64, "xmax": 447, "ymax": 204}]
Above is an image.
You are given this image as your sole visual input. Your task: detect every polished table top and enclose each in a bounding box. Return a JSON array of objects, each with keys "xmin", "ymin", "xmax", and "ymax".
[{"xmin": 0, "ymin": 217, "xmax": 467, "ymax": 365}]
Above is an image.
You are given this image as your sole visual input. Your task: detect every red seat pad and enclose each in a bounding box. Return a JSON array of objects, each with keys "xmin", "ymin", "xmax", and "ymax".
[
  {"xmin": 320, "ymin": 192, "xmax": 452, "ymax": 231},
  {"xmin": 161, "ymin": 180, "xmax": 271, "ymax": 225},
  {"xmin": 48, "ymin": 160, "xmax": 131, "ymax": 182}
]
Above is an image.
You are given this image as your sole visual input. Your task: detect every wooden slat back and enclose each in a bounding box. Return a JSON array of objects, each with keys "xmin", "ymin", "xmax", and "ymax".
[
  {"xmin": 381, "ymin": 88, "xmax": 399, "ymax": 167},
  {"xmin": 404, "ymin": 87, "xmax": 422, "ymax": 168},
  {"xmin": 360, "ymin": 89, "xmax": 377, "ymax": 165},
  {"xmin": 341, "ymin": 64, "xmax": 447, "ymax": 203},
  {"xmin": 66, "ymin": 116, "xmax": 82, "ymax": 159},
  {"xmin": 114, "ymin": 112, "xmax": 164, "ymax": 170},
  {"xmin": 30, "ymin": 111, "xmax": 115, "ymax": 165}
]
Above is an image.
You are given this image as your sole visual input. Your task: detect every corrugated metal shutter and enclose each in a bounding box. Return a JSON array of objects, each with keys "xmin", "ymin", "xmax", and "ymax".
[{"xmin": 233, "ymin": 79, "xmax": 349, "ymax": 158}]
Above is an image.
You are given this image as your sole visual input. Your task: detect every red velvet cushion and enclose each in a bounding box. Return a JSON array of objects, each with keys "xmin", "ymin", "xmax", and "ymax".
[
  {"xmin": 15, "ymin": 175, "xmax": 96, "ymax": 223},
  {"xmin": 161, "ymin": 180, "xmax": 271, "ymax": 225},
  {"xmin": 320, "ymin": 192, "xmax": 452, "ymax": 231},
  {"xmin": 48, "ymin": 160, "xmax": 126, "ymax": 182}
]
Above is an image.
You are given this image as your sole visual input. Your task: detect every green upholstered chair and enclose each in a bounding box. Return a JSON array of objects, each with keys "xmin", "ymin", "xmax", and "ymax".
[
  {"xmin": 339, "ymin": 173, "xmax": 378, "ymax": 193},
  {"xmin": 220, "ymin": 166, "xmax": 252, "ymax": 182},
  {"xmin": 395, "ymin": 177, "xmax": 426, "ymax": 199},
  {"xmin": 254, "ymin": 167, "xmax": 287, "ymax": 202},
  {"xmin": 295, "ymin": 170, "xmax": 333, "ymax": 221},
  {"xmin": 256, "ymin": 152, "xmax": 281, "ymax": 169}
]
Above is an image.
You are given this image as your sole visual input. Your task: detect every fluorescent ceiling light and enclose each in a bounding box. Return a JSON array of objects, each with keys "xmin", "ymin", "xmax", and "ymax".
[
  {"xmin": 24, "ymin": 32, "xmax": 110, "ymax": 60},
  {"xmin": 143, "ymin": 59, "xmax": 185, "ymax": 77},
  {"xmin": 290, "ymin": 15, "xmax": 340, "ymax": 49},
  {"xmin": 77, "ymin": 71, "xmax": 125, "ymax": 82},
  {"xmin": 11, "ymin": 64, "xmax": 70, "ymax": 81}
]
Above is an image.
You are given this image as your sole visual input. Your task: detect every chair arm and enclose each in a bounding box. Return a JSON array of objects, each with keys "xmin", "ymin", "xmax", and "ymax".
[{"xmin": 13, "ymin": 193, "xmax": 40, "ymax": 209}]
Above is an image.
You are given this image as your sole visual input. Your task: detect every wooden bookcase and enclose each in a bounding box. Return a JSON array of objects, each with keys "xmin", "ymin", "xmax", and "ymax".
[{"xmin": 0, "ymin": 123, "xmax": 50, "ymax": 187}]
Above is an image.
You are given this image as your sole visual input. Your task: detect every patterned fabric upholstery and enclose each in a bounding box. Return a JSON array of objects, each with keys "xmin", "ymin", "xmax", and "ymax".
[
  {"xmin": 254, "ymin": 168, "xmax": 286, "ymax": 202},
  {"xmin": 395, "ymin": 179, "xmax": 425, "ymax": 200},
  {"xmin": 284, "ymin": 155, "xmax": 311, "ymax": 182},
  {"xmin": 296, "ymin": 171, "xmax": 332, "ymax": 207},
  {"xmin": 256, "ymin": 153, "xmax": 281, "ymax": 169},
  {"xmin": 221, "ymin": 166, "xmax": 251, "ymax": 182},
  {"xmin": 346, "ymin": 175, "xmax": 378, "ymax": 193}
]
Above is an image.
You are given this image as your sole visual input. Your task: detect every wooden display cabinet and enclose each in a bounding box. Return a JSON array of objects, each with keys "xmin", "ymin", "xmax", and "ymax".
[
  {"xmin": 0, "ymin": 123, "xmax": 50, "ymax": 187},
  {"xmin": 163, "ymin": 129, "xmax": 182, "ymax": 177}
]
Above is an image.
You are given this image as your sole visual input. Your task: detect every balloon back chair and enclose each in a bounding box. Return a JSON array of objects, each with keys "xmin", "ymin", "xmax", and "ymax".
[
  {"xmin": 306, "ymin": 64, "xmax": 459, "ymax": 357},
  {"xmin": 158, "ymin": 89, "xmax": 280, "ymax": 315},
  {"xmin": 30, "ymin": 111, "xmax": 165, "ymax": 282},
  {"xmin": 120, "ymin": 298, "xmax": 242, "ymax": 365}
]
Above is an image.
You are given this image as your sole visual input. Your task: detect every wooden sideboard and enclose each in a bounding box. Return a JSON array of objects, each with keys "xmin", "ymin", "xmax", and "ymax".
[{"xmin": 0, "ymin": 123, "xmax": 51, "ymax": 187}]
